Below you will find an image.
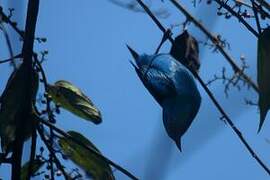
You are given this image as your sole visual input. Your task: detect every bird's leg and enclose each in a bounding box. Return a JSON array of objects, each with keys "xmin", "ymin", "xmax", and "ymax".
[
  {"xmin": 142, "ymin": 29, "xmax": 172, "ymax": 78},
  {"xmin": 220, "ymin": 115, "xmax": 227, "ymax": 125},
  {"xmin": 155, "ymin": 29, "xmax": 172, "ymax": 54}
]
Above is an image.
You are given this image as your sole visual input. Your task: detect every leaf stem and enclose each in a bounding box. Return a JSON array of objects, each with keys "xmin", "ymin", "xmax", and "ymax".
[{"xmin": 213, "ymin": 0, "xmax": 259, "ymax": 37}]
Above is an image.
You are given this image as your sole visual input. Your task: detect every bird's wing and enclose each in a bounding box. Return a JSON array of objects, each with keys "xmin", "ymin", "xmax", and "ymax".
[
  {"xmin": 134, "ymin": 66, "xmax": 177, "ymax": 105},
  {"xmin": 173, "ymin": 66, "xmax": 199, "ymax": 97}
]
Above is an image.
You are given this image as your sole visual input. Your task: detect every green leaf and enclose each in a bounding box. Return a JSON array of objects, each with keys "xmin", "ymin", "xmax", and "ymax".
[
  {"xmin": 47, "ymin": 80, "xmax": 102, "ymax": 124},
  {"xmin": 257, "ymin": 27, "xmax": 270, "ymax": 132},
  {"xmin": 58, "ymin": 131, "xmax": 115, "ymax": 180},
  {"xmin": 21, "ymin": 159, "xmax": 45, "ymax": 180},
  {"xmin": 0, "ymin": 64, "xmax": 39, "ymax": 153}
]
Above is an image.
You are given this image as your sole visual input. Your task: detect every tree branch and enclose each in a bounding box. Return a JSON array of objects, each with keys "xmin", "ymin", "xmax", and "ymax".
[
  {"xmin": 0, "ymin": 54, "xmax": 21, "ymax": 64},
  {"xmin": 136, "ymin": 0, "xmax": 270, "ymax": 176},
  {"xmin": 38, "ymin": 118, "xmax": 139, "ymax": 180},
  {"xmin": 213, "ymin": 0, "xmax": 259, "ymax": 37},
  {"xmin": 136, "ymin": 0, "xmax": 258, "ymax": 93},
  {"xmin": 255, "ymin": 0, "xmax": 270, "ymax": 12},
  {"xmin": 26, "ymin": 123, "xmax": 38, "ymax": 179},
  {"xmin": 37, "ymin": 125, "xmax": 70, "ymax": 180},
  {"xmin": 251, "ymin": 0, "xmax": 262, "ymax": 34},
  {"xmin": 11, "ymin": 0, "xmax": 39, "ymax": 179},
  {"xmin": 0, "ymin": 154, "xmax": 12, "ymax": 164},
  {"xmin": 1, "ymin": 4, "xmax": 138, "ymax": 180},
  {"xmin": 0, "ymin": 7, "xmax": 24, "ymax": 37},
  {"xmin": 0, "ymin": 22, "xmax": 16, "ymax": 69},
  {"xmin": 168, "ymin": 0, "xmax": 259, "ymax": 92}
]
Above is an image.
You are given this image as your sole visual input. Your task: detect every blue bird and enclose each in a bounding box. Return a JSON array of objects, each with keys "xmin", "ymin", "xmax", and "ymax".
[{"xmin": 127, "ymin": 45, "xmax": 201, "ymax": 151}]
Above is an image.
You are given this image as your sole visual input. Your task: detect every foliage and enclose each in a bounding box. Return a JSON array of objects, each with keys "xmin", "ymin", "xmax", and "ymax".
[
  {"xmin": 0, "ymin": 63, "xmax": 39, "ymax": 153},
  {"xmin": 21, "ymin": 159, "xmax": 45, "ymax": 180},
  {"xmin": 58, "ymin": 131, "xmax": 115, "ymax": 180},
  {"xmin": 257, "ymin": 27, "xmax": 270, "ymax": 132},
  {"xmin": 0, "ymin": 0, "xmax": 270, "ymax": 179},
  {"xmin": 47, "ymin": 80, "xmax": 102, "ymax": 124}
]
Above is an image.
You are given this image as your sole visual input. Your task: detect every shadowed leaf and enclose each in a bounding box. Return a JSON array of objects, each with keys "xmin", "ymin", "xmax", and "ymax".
[
  {"xmin": 257, "ymin": 27, "xmax": 270, "ymax": 132},
  {"xmin": 58, "ymin": 131, "xmax": 115, "ymax": 180},
  {"xmin": 21, "ymin": 159, "xmax": 45, "ymax": 180},
  {"xmin": 0, "ymin": 63, "xmax": 39, "ymax": 153},
  {"xmin": 47, "ymin": 80, "xmax": 102, "ymax": 124},
  {"xmin": 170, "ymin": 30, "xmax": 200, "ymax": 73}
]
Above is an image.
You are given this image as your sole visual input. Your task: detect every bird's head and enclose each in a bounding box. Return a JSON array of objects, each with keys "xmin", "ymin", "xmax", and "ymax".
[{"xmin": 126, "ymin": 44, "xmax": 154, "ymax": 69}]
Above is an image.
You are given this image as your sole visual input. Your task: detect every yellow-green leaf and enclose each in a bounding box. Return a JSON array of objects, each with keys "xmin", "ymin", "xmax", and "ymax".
[
  {"xmin": 47, "ymin": 80, "xmax": 102, "ymax": 124},
  {"xmin": 257, "ymin": 27, "xmax": 270, "ymax": 132},
  {"xmin": 58, "ymin": 131, "xmax": 114, "ymax": 180},
  {"xmin": 0, "ymin": 64, "xmax": 39, "ymax": 152},
  {"xmin": 21, "ymin": 159, "xmax": 45, "ymax": 180}
]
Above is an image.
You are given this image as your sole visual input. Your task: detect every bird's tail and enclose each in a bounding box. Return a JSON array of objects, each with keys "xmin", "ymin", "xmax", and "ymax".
[
  {"xmin": 174, "ymin": 138, "xmax": 182, "ymax": 152},
  {"xmin": 163, "ymin": 107, "xmax": 184, "ymax": 152}
]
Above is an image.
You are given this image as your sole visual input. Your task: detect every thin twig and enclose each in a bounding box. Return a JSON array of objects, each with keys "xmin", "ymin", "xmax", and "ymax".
[
  {"xmin": 213, "ymin": 0, "xmax": 259, "ymax": 37},
  {"xmin": 34, "ymin": 53, "xmax": 56, "ymax": 180},
  {"xmin": 251, "ymin": 0, "xmax": 262, "ymax": 34},
  {"xmin": 37, "ymin": 125, "xmax": 70, "ymax": 180},
  {"xmin": 0, "ymin": 22, "xmax": 16, "ymax": 69},
  {"xmin": 49, "ymin": 128, "xmax": 55, "ymax": 180},
  {"xmin": 0, "ymin": 54, "xmax": 21, "ymax": 64},
  {"xmin": 136, "ymin": 0, "xmax": 270, "ymax": 176},
  {"xmin": 38, "ymin": 118, "xmax": 139, "ymax": 180},
  {"xmin": 168, "ymin": 0, "xmax": 259, "ymax": 92},
  {"xmin": 233, "ymin": 0, "xmax": 253, "ymax": 9},
  {"xmin": 0, "ymin": 6, "xmax": 24, "ymax": 37},
  {"xmin": 194, "ymin": 71, "xmax": 270, "ymax": 176},
  {"xmin": 256, "ymin": 0, "xmax": 270, "ymax": 12}
]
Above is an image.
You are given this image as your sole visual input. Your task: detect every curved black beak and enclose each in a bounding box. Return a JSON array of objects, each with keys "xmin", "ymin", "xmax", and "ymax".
[{"xmin": 126, "ymin": 44, "xmax": 139, "ymax": 60}]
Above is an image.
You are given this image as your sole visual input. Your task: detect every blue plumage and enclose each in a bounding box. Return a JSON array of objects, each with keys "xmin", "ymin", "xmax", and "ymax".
[{"xmin": 127, "ymin": 45, "xmax": 201, "ymax": 151}]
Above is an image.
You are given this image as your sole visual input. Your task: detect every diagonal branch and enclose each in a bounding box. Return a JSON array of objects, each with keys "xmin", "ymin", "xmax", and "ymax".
[
  {"xmin": 256, "ymin": 0, "xmax": 270, "ymax": 12},
  {"xmin": 233, "ymin": 0, "xmax": 253, "ymax": 9},
  {"xmin": 0, "ymin": 6, "xmax": 24, "ymax": 37},
  {"xmin": 38, "ymin": 118, "xmax": 139, "ymax": 180},
  {"xmin": 135, "ymin": 0, "xmax": 270, "ymax": 176},
  {"xmin": 37, "ymin": 125, "xmax": 70, "ymax": 179},
  {"xmin": 194, "ymin": 68, "xmax": 270, "ymax": 176},
  {"xmin": 0, "ymin": 54, "xmax": 21, "ymax": 64},
  {"xmin": 0, "ymin": 22, "xmax": 16, "ymax": 69},
  {"xmin": 169, "ymin": 0, "xmax": 259, "ymax": 92},
  {"xmin": 251, "ymin": 0, "xmax": 262, "ymax": 34},
  {"xmin": 136, "ymin": 0, "xmax": 258, "ymax": 93},
  {"xmin": 213, "ymin": 0, "xmax": 259, "ymax": 37}
]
